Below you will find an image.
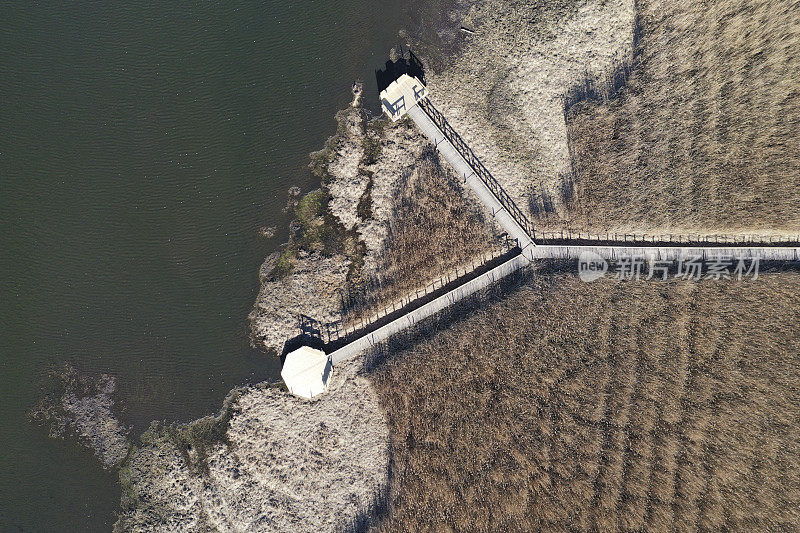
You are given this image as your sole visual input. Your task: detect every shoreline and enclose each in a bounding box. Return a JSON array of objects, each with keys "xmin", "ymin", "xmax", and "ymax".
[
  {"xmin": 112, "ymin": 2, "xmax": 483, "ymax": 529},
  {"xmin": 111, "ymin": 0, "xmax": 643, "ymax": 527},
  {"xmin": 88, "ymin": 0, "xmax": 644, "ymax": 528}
]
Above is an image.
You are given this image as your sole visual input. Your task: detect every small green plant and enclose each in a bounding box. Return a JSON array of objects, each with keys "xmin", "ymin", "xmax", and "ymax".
[
  {"xmin": 117, "ymin": 461, "xmax": 137, "ymax": 512},
  {"xmin": 271, "ymin": 248, "xmax": 295, "ymax": 279}
]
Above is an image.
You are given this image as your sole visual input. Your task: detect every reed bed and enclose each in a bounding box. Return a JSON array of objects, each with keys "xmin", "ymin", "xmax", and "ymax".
[
  {"xmin": 565, "ymin": 0, "xmax": 800, "ymax": 234},
  {"xmin": 370, "ymin": 272, "xmax": 800, "ymax": 532},
  {"xmin": 342, "ymin": 151, "xmax": 498, "ymax": 325}
]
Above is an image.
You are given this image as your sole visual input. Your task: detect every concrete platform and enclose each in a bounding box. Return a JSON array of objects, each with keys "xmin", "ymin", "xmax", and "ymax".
[
  {"xmin": 281, "ymin": 346, "xmax": 332, "ymax": 399},
  {"xmin": 380, "ymin": 74, "xmax": 427, "ymax": 122}
]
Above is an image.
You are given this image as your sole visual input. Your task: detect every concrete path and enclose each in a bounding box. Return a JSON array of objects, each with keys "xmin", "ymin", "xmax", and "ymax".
[
  {"xmin": 328, "ymin": 253, "xmax": 529, "ymax": 364},
  {"xmin": 533, "ymin": 245, "xmax": 800, "ymax": 261}
]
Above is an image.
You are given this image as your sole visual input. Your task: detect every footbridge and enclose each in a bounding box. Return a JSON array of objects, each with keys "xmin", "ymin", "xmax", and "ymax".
[{"xmin": 282, "ymin": 73, "xmax": 800, "ymax": 395}]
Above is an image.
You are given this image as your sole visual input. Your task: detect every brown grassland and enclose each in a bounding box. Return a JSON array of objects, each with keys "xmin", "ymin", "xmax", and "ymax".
[
  {"xmin": 342, "ymin": 150, "xmax": 497, "ymax": 325},
  {"xmin": 365, "ymin": 0, "xmax": 800, "ymax": 530},
  {"xmin": 565, "ymin": 0, "xmax": 800, "ymax": 234},
  {"xmin": 371, "ymin": 272, "xmax": 800, "ymax": 532},
  {"xmin": 378, "ymin": 153, "xmax": 496, "ymax": 289}
]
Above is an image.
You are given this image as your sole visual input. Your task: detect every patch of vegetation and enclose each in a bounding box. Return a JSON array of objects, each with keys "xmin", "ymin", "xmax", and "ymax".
[
  {"xmin": 359, "ymin": 116, "xmax": 388, "ymax": 169},
  {"xmin": 273, "ymin": 110, "xmax": 390, "ymax": 283},
  {"xmin": 344, "ymin": 232, "xmax": 367, "ymax": 282},
  {"xmin": 309, "ymin": 108, "xmax": 354, "ymax": 181},
  {"xmin": 269, "ymin": 184, "xmax": 367, "ymax": 281},
  {"xmin": 114, "ymin": 409, "xmax": 232, "ymax": 531},
  {"xmin": 270, "ymin": 247, "xmax": 296, "ymax": 279},
  {"xmin": 300, "ymin": 193, "xmax": 346, "ymax": 254},
  {"xmin": 362, "ymin": 134, "xmax": 383, "ymax": 167},
  {"xmin": 356, "ymin": 172, "xmax": 375, "ymax": 221},
  {"xmin": 176, "ymin": 389, "xmax": 241, "ymax": 476},
  {"xmin": 309, "ymin": 145, "xmax": 336, "ymax": 180},
  {"xmin": 114, "ymin": 426, "xmax": 170, "ymax": 530},
  {"xmin": 166, "ymin": 420, "xmax": 225, "ymax": 476},
  {"xmin": 131, "ymin": 389, "xmax": 243, "ymax": 478},
  {"xmin": 296, "ymin": 188, "xmax": 327, "ymax": 228},
  {"xmin": 116, "ymin": 452, "xmax": 139, "ymax": 514}
]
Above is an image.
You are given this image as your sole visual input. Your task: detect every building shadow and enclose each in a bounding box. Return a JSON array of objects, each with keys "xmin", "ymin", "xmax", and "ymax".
[
  {"xmin": 376, "ymin": 49, "xmax": 425, "ymax": 93},
  {"xmin": 280, "ymin": 315, "xmax": 328, "ymax": 363}
]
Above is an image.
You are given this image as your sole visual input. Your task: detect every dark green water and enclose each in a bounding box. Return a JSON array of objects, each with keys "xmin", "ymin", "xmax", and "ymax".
[{"xmin": 0, "ymin": 2, "xmax": 410, "ymax": 530}]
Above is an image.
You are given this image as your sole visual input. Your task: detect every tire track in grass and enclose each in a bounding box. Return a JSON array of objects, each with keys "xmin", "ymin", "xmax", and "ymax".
[
  {"xmin": 671, "ymin": 281, "xmax": 727, "ymax": 530},
  {"xmin": 589, "ymin": 281, "xmax": 643, "ymax": 531},
  {"xmin": 616, "ymin": 283, "xmax": 668, "ymax": 530},
  {"xmin": 696, "ymin": 285, "xmax": 744, "ymax": 530},
  {"xmin": 642, "ymin": 281, "xmax": 696, "ymax": 528},
  {"xmin": 581, "ymin": 279, "xmax": 619, "ymax": 530}
]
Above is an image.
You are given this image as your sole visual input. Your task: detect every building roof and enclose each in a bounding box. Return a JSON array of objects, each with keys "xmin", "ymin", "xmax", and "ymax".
[
  {"xmin": 281, "ymin": 346, "xmax": 332, "ymax": 400},
  {"xmin": 379, "ymin": 74, "xmax": 428, "ymax": 122}
]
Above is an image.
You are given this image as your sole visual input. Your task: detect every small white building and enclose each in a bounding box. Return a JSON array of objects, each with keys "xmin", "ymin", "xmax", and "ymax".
[
  {"xmin": 281, "ymin": 346, "xmax": 332, "ymax": 399},
  {"xmin": 380, "ymin": 74, "xmax": 428, "ymax": 122}
]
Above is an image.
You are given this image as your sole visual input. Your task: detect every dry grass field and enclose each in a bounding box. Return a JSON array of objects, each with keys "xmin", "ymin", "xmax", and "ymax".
[
  {"xmin": 357, "ymin": 1, "xmax": 800, "ymax": 530},
  {"xmin": 378, "ymin": 153, "xmax": 497, "ymax": 293},
  {"xmin": 565, "ymin": 0, "xmax": 800, "ymax": 234},
  {"xmin": 342, "ymin": 151, "xmax": 498, "ymax": 323},
  {"xmin": 370, "ymin": 272, "xmax": 800, "ymax": 532}
]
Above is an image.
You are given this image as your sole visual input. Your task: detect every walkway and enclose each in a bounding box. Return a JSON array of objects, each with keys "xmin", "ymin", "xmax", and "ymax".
[
  {"xmin": 408, "ymin": 101, "xmax": 536, "ymax": 260},
  {"xmin": 533, "ymin": 245, "xmax": 800, "ymax": 261},
  {"xmin": 309, "ymin": 90, "xmax": 800, "ymax": 368},
  {"xmin": 409, "ymin": 96, "xmax": 800, "ymax": 263},
  {"xmin": 328, "ymin": 253, "xmax": 529, "ymax": 364}
]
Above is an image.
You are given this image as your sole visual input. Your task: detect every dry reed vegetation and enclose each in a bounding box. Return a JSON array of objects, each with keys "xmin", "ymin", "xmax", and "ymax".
[
  {"xmin": 565, "ymin": 0, "xmax": 800, "ymax": 234},
  {"xmin": 342, "ymin": 151, "xmax": 498, "ymax": 323},
  {"xmin": 371, "ymin": 272, "xmax": 800, "ymax": 532}
]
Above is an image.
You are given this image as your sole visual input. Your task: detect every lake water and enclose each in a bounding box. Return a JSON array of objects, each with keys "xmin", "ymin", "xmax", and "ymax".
[{"xmin": 0, "ymin": 2, "xmax": 412, "ymax": 529}]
